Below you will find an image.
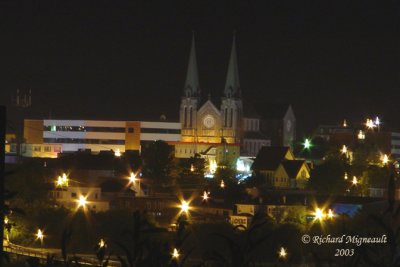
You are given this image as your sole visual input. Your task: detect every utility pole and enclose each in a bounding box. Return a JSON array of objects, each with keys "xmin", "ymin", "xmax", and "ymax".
[{"xmin": 0, "ymin": 106, "xmax": 6, "ymax": 266}]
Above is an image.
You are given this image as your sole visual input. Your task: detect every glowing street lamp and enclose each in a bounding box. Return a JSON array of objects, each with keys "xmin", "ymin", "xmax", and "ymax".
[
  {"xmin": 366, "ymin": 118, "xmax": 376, "ymax": 129},
  {"xmin": 314, "ymin": 208, "xmax": 325, "ymax": 221},
  {"xmin": 36, "ymin": 229, "xmax": 44, "ymax": 243},
  {"xmin": 114, "ymin": 149, "xmax": 121, "ymax": 157},
  {"xmin": 327, "ymin": 209, "xmax": 334, "ymax": 219},
  {"xmin": 190, "ymin": 164, "xmax": 195, "ymax": 172},
  {"xmin": 341, "ymin": 145, "xmax": 348, "ymax": 154},
  {"xmin": 343, "ymin": 119, "xmax": 347, "ymax": 128},
  {"xmin": 375, "ymin": 117, "xmax": 380, "ymax": 127},
  {"xmin": 180, "ymin": 200, "xmax": 190, "ymax": 213},
  {"xmin": 358, "ymin": 130, "xmax": 365, "ymax": 140},
  {"xmin": 352, "ymin": 176, "xmax": 358, "ymax": 185},
  {"xmin": 278, "ymin": 247, "xmax": 287, "ymax": 259},
  {"xmin": 56, "ymin": 173, "xmax": 69, "ymax": 187},
  {"xmin": 129, "ymin": 172, "xmax": 137, "ymax": 183},
  {"xmin": 129, "ymin": 172, "xmax": 142, "ymax": 197},
  {"xmin": 172, "ymin": 248, "xmax": 180, "ymax": 259},
  {"xmin": 78, "ymin": 195, "xmax": 87, "ymax": 208},
  {"xmin": 202, "ymin": 191, "xmax": 209, "ymax": 201},
  {"xmin": 303, "ymin": 138, "xmax": 312, "ymax": 150},
  {"xmin": 344, "ymin": 172, "xmax": 348, "ymax": 180},
  {"xmin": 382, "ymin": 154, "xmax": 389, "ymax": 165},
  {"xmin": 98, "ymin": 239, "xmax": 106, "ymax": 248},
  {"xmin": 220, "ymin": 180, "xmax": 225, "ymax": 188}
]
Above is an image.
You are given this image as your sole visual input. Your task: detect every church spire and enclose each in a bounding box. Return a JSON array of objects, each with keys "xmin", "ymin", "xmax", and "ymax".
[
  {"xmin": 184, "ymin": 32, "xmax": 200, "ymax": 97},
  {"xmin": 224, "ymin": 33, "xmax": 241, "ymax": 98}
]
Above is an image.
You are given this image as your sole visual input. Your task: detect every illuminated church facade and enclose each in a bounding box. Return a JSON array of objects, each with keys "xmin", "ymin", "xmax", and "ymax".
[
  {"xmin": 173, "ymin": 34, "xmax": 244, "ymax": 167},
  {"xmin": 173, "ymin": 34, "xmax": 296, "ymax": 171}
]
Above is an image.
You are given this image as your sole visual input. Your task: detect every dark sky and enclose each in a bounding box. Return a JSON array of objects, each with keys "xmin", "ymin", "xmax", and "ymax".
[{"xmin": 2, "ymin": 0, "xmax": 400, "ymax": 135}]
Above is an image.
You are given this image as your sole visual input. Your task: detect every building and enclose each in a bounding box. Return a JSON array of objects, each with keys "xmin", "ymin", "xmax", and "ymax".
[
  {"xmin": 174, "ymin": 34, "xmax": 243, "ymax": 168},
  {"xmin": 252, "ymin": 146, "xmax": 310, "ymax": 189},
  {"xmin": 50, "ymin": 185, "xmax": 110, "ymax": 212},
  {"xmin": 314, "ymin": 122, "xmax": 400, "ymax": 160},
  {"xmin": 173, "ymin": 34, "xmax": 296, "ymax": 166},
  {"xmin": 23, "ymin": 119, "xmax": 181, "ymax": 156},
  {"xmin": 256, "ymin": 104, "xmax": 296, "ymax": 149}
]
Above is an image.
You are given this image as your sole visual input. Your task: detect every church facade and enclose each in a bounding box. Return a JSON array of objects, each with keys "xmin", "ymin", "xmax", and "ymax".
[
  {"xmin": 173, "ymin": 34, "xmax": 296, "ymax": 169},
  {"xmin": 174, "ymin": 34, "xmax": 242, "ymax": 166}
]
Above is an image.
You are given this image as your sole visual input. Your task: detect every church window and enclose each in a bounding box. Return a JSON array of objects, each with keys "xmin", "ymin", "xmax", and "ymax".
[
  {"xmin": 184, "ymin": 107, "xmax": 187, "ymax": 127},
  {"xmin": 230, "ymin": 108, "xmax": 233, "ymax": 127},
  {"xmin": 224, "ymin": 108, "xmax": 228, "ymax": 127},
  {"xmin": 189, "ymin": 107, "xmax": 193, "ymax": 127}
]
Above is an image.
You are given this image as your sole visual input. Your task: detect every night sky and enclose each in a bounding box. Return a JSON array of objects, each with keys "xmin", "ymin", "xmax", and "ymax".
[{"xmin": 2, "ymin": 0, "xmax": 400, "ymax": 135}]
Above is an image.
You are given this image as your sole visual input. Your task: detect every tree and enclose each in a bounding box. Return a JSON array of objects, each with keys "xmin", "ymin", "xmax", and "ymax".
[
  {"xmin": 142, "ymin": 141, "xmax": 174, "ymax": 181},
  {"xmin": 170, "ymin": 156, "xmax": 205, "ymax": 188},
  {"xmin": 308, "ymin": 158, "xmax": 347, "ymax": 195}
]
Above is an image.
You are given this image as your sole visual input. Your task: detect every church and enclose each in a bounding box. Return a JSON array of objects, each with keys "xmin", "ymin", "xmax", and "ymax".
[{"xmin": 173, "ymin": 34, "xmax": 296, "ymax": 171}]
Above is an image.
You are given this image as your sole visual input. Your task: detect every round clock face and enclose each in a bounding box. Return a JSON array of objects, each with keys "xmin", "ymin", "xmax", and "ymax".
[
  {"xmin": 286, "ymin": 120, "xmax": 292, "ymax": 132},
  {"xmin": 203, "ymin": 115, "xmax": 215, "ymax": 128}
]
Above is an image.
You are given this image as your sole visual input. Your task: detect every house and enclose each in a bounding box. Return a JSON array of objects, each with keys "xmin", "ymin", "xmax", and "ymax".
[
  {"xmin": 252, "ymin": 146, "xmax": 310, "ymax": 189},
  {"xmin": 50, "ymin": 185, "xmax": 110, "ymax": 212}
]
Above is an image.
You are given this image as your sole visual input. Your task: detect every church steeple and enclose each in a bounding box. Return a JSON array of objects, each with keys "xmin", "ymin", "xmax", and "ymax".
[
  {"xmin": 224, "ymin": 33, "xmax": 241, "ymax": 98},
  {"xmin": 184, "ymin": 32, "xmax": 200, "ymax": 97}
]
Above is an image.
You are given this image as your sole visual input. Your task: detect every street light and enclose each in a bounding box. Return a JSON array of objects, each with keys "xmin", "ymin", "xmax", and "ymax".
[
  {"xmin": 303, "ymin": 138, "xmax": 312, "ymax": 150},
  {"xmin": 56, "ymin": 173, "xmax": 68, "ymax": 187},
  {"xmin": 98, "ymin": 238, "xmax": 106, "ymax": 248},
  {"xmin": 180, "ymin": 200, "xmax": 190, "ymax": 213},
  {"xmin": 375, "ymin": 117, "xmax": 380, "ymax": 128},
  {"xmin": 278, "ymin": 247, "xmax": 287, "ymax": 259},
  {"xmin": 78, "ymin": 195, "xmax": 87, "ymax": 208},
  {"xmin": 129, "ymin": 172, "xmax": 137, "ymax": 183},
  {"xmin": 202, "ymin": 191, "xmax": 209, "ymax": 201},
  {"xmin": 357, "ymin": 130, "xmax": 365, "ymax": 140},
  {"xmin": 382, "ymin": 154, "xmax": 389, "ymax": 165},
  {"xmin": 344, "ymin": 172, "xmax": 348, "ymax": 180},
  {"xmin": 341, "ymin": 145, "xmax": 348, "ymax": 154},
  {"xmin": 190, "ymin": 164, "xmax": 195, "ymax": 172},
  {"xmin": 36, "ymin": 229, "xmax": 44, "ymax": 243},
  {"xmin": 352, "ymin": 176, "xmax": 358, "ymax": 185},
  {"xmin": 172, "ymin": 248, "xmax": 180, "ymax": 259},
  {"xmin": 327, "ymin": 209, "xmax": 334, "ymax": 219},
  {"xmin": 129, "ymin": 172, "xmax": 141, "ymax": 197},
  {"xmin": 314, "ymin": 208, "xmax": 325, "ymax": 221},
  {"xmin": 114, "ymin": 149, "xmax": 121, "ymax": 157},
  {"xmin": 220, "ymin": 180, "xmax": 225, "ymax": 188}
]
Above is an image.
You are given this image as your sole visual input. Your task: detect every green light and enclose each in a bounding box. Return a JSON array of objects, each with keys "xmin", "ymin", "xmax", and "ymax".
[{"xmin": 303, "ymin": 139, "xmax": 312, "ymax": 149}]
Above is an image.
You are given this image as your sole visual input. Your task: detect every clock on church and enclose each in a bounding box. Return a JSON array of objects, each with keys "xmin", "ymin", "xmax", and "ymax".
[{"xmin": 203, "ymin": 115, "xmax": 215, "ymax": 128}]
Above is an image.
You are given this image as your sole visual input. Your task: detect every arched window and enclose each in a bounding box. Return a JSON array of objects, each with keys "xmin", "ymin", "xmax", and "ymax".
[
  {"xmin": 230, "ymin": 108, "xmax": 233, "ymax": 127},
  {"xmin": 189, "ymin": 107, "xmax": 193, "ymax": 127},
  {"xmin": 224, "ymin": 108, "xmax": 228, "ymax": 127},
  {"xmin": 184, "ymin": 107, "xmax": 187, "ymax": 127}
]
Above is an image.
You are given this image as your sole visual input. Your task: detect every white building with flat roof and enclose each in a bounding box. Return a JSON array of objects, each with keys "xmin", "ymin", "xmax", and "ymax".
[{"xmin": 23, "ymin": 119, "xmax": 181, "ymax": 156}]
